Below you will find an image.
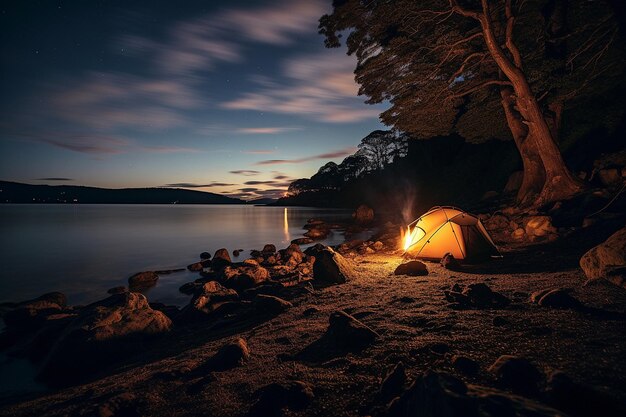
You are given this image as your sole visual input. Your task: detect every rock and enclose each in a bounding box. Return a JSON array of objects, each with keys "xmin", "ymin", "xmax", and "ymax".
[
  {"xmin": 39, "ymin": 292, "xmax": 172, "ymax": 383},
  {"xmin": 2, "ymin": 292, "xmax": 69, "ymax": 329},
  {"xmin": 253, "ymin": 294, "xmax": 292, "ymax": 314},
  {"xmin": 503, "ymin": 170, "xmax": 524, "ymax": 193},
  {"xmin": 187, "ymin": 262, "xmax": 204, "ymax": 272},
  {"xmin": 221, "ymin": 264, "xmax": 270, "ymax": 291},
  {"xmin": 291, "ymin": 237, "xmax": 314, "ymax": 245},
  {"xmin": 488, "ymin": 355, "xmax": 543, "ymax": 395},
  {"xmin": 326, "ymin": 310, "xmax": 379, "ymax": 350},
  {"xmin": 545, "ymin": 370, "xmax": 626, "ymax": 417},
  {"xmin": 394, "ymin": 261, "xmax": 428, "ymax": 276},
  {"xmin": 580, "ymin": 226, "xmax": 626, "ymax": 289},
  {"xmin": 387, "ymin": 370, "xmax": 563, "ymax": 417},
  {"xmin": 372, "ymin": 241, "xmax": 384, "ymax": 251},
  {"xmin": 353, "ymin": 204, "xmax": 374, "ymax": 224},
  {"xmin": 306, "ymin": 245, "xmax": 356, "ymax": 284},
  {"xmin": 303, "ymin": 307, "xmax": 319, "ymax": 316},
  {"xmin": 233, "ymin": 249, "xmax": 241, "ymax": 257},
  {"xmin": 202, "ymin": 338, "xmax": 249, "ymax": 372},
  {"xmin": 212, "ymin": 248, "xmax": 232, "ymax": 271},
  {"xmin": 107, "ymin": 286, "xmax": 127, "ymax": 295},
  {"xmin": 200, "ymin": 251, "xmax": 211, "ymax": 260},
  {"xmin": 97, "ymin": 392, "xmax": 140, "ymax": 417},
  {"xmin": 179, "ymin": 282, "xmax": 201, "ymax": 295},
  {"xmin": 304, "ymin": 227, "xmax": 329, "ymax": 239},
  {"xmin": 462, "ymin": 283, "xmax": 510, "ymax": 308},
  {"xmin": 531, "ymin": 288, "xmax": 583, "ymax": 309},
  {"xmin": 185, "ymin": 281, "xmax": 239, "ymax": 317},
  {"xmin": 511, "ymin": 227, "xmax": 526, "ymax": 240},
  {"xmin": 128, "ymin": 271, "xmax": 159, "ymax": 289},
  {"xmin": 440, "ymin": 253, "xmax": 459, "ymax": 270},
  {"xmin": 452, "ymin": 355, "xmax": 479, "ymax": 376},
  {"xmin": 524, "ymin": 216, "xmax": 557, "ymax": 240},
  {"xmin": 381, "ymin": 362, "xmax": 407, "ymax": 400},
  {"xmin": 597, "ymin": 167, "xmax": 621, "ymax": 186},
  {"xmin": 248, "ymin": 381, "xmax": 314, "ymax": 417},
  {"xmin": 262, "ymin": 244, "xmax": 277, "ymax": 254}
]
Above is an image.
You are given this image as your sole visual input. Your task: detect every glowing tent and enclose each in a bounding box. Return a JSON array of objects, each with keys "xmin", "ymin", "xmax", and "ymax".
[{"xmin": 403, "ymin": 206, "xmax": 499, "ymax": 261}]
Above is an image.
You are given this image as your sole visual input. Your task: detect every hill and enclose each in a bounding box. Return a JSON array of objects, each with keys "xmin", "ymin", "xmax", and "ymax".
[{"xmin": 0, "ymin": 181, "xmax": 244, "ymax": 204}]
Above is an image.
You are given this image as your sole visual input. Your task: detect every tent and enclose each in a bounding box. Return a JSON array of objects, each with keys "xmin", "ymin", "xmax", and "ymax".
[{"xmin": 403, "ymin": 206, "xmax": 500, "ymax": 261}]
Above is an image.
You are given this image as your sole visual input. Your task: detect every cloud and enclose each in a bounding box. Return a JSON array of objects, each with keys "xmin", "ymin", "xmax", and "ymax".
[
  {"xmin": 239, "ymin": 187, "xmax": 260, "ymax": 192},
  {"xmin": 241, "ymin": 149, "xmax": 276, "ymax": 154},
  {"xmin": 222, "ymin": 49, "xmax": 382, "ymax": 123},
  {"xmin": 243, "ymin": 180, "xmax": 277, "ymax": 185},
  {"xmin": 163, "ymin": 182, "xmax": 235, "ymax": 188},
  {"xmin": 229, "ymin": 170, "xmax": 261, "ymax": 176},
  {"xmin": 255, "ymin": 147, "xmax": 357, "ymax": 165},
  {"xmin": 35, "ymin": 177, "xmax": 73, "ymax": 181},
  {"xmin": 235, "ymin": 127, "xmax": 301, "ymax": 134}
]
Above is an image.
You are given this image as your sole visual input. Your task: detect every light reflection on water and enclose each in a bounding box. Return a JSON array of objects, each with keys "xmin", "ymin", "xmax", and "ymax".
[{"xmin": 0, "ymin": 204, "xmax": 351, "ymax": 306}]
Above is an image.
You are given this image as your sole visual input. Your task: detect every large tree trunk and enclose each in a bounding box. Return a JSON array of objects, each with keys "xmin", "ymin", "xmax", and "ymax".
[
  {"xmin": 478, "ymin": 0, "xmax": 584, "ymax": 207},
  {"xmin": 513, "ymin": 81, "xmax": 583, "ymax": 206},
  {"xmin": 500, "ymin": 87, "xmax": 545, "ymax": 206}
]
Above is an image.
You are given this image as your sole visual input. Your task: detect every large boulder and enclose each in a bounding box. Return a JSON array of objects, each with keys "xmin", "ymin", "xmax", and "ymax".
[
  {"xmin": 39, "ymin": 292, "xmax": 172, "ymax": 383},
  {"xmin": 580, "ymin": 227, "xmax": 626, "ymax": 289},
  {"xmin": 212, "ymin": 248, "xmax": 232, "ymax": 271},
  {"xmin": 327, "ymin": 310, "xmax": 379, "ymax": 350},
  {"xmin": 128, "ymin": 271, "xmax": 159, "ymax": 290},
  {"xmin": 394, "ymin": 261, "xmax": 428, "ymax": 276},
  {"xmin": 524, "ymin": 216, "xmax": 557, "ymax": 241},
  {"xmin": 2, "ymin": 292, "xmax": 69, "ymax": 329},
  {"xmin": 353, "ymin": 204, "xmax": 374, "ymax": 224},
  {"xmin": 387, "ymin": 370, "xmax": 564, "ymax": 417},
  {"xmin": 221, "ymin": 264, "xmax": 270, "ymax": 291},
  {"xmin": 184, "ymin": 281, "xmax": 239, "ymax": 317},
  {"xmin": 488, "ymin": 355, "xmax": 543, "ymax": 395},
  {"xmin": 305, "ymin": 245, "xmax": 356, "ymax": 284}
]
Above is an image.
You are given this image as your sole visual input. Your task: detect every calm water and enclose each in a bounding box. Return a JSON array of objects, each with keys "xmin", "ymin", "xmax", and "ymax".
[{"xmin": 0, "ymin": 204, "xmax": 354, "ymax": 307}]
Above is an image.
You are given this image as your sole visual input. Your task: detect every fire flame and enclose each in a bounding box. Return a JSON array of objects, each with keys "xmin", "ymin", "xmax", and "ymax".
[{"xmin": 403, "ymin": 226, "xmax": 414, "ymax": 251}]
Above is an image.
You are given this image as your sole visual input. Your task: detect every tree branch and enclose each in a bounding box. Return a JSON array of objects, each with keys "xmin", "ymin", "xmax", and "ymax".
[
  {"xmin": 505, "ymin": 0, "xmax": 523, "ymax": 68},
  {"xmin": 448, "ymin": 79, "xmax": 512, "ymax": 99},
  {"xmin": 449, "ymin": 0, "xmax": 482, "ymax": 20}
]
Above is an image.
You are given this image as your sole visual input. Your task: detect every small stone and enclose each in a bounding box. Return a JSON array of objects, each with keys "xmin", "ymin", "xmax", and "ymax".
[
  {"xmin": 262, "ymin": 244, "xmax": 277, "ymax": 254},
  {"xmin": 200, "ymin": 252, "xmax": 211, "ymax": 260},
  {"xmin": 212, "ymin": 248, "xmax": 232, "ymax": 270},
  {"xmin": 107, "ymin": 286, "xmax": 127, "ymax": 295},
  {"xmin": 536, "ymin": 288, "xmax": 582, "ymax": 309},
  {"xmin": 429, "ymin": 342, "xmax": 450, "ymax": 354},
  {"xmin": 187, "ymin": 262, "xmax": 204, "ymax": 272},
  {"xmin": 373, "ymin": 241, "xmax": 384, "ymax": 251},
  {"xmin": 394, "ymin": 261, "xmax": 428, "ymax": 276},
  {"xmin": 488, "ymin": 355, "xmax": 543, "ymax": 395},
  {"xmin": 202, "ymin": 338, "xmax": 249, "ymax": 372},
  {"xmin": 381, "ymin": 362, "xmax": 406, "ymax": 400},
  {"xmin": 253, "ymin": 294, "xmax": 292, "ymax": 314},
  {"xmin": 303, "ymin": 307, "xmax": 319, "ymax": 316},
  {"xmin": 233, "ymin": 249, "xmax": 241, "ymax": 257},
  {"xmin": 248, "ymin": 381, "xmax": 314, "ymax": 416},
  {"xmin": 327, "ymin": 310, "xmax": 379, "ymax": 350},
  {"xmin": 440, "ymin": 253, "xmax": 460, "ymax": 270},
  {"xmin": 128, "ymin": 271, "xmax": 158, "ymax": 289},
  {"xmin": 452, "ymin": 355, "xmax": 479, "ymax": 376}
]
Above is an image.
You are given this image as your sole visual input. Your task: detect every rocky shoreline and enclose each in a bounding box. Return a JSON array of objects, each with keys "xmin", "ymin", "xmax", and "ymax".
[{"xmin": 1, "ymin": 205, "xmax": 625, "ymax": 416}]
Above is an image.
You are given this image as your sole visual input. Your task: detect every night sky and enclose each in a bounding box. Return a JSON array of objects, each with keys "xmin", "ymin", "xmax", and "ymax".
[{"xmin": 0, "ymin": 0, "xmax": 386, "ymax": 200}]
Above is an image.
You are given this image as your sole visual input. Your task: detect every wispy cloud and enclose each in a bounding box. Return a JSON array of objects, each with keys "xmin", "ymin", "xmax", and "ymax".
[
  {"xmin": 243, "ymin": 180, "xmax": 277, "ymax": 185},
  {"xmin": 241, "ymin": 149, "xmax": 276, "ymax": 154},
  {"xmin": 234, "ymin": 127, "xmax": 301, "ymax": 134},
  {"xmin": 222, "ymin": 50, "xmax": 381, "ymax": 123},
  {"xmin": 162, "ymin": 182, "xmax": 235, "ymax": 188},
  {"xmin": 255, "ymin": 147, "xmax": 356, "ymax": 165},
  {"xmin": 229, "ymin": 170, "xmax": 261, "ymax": 176}
]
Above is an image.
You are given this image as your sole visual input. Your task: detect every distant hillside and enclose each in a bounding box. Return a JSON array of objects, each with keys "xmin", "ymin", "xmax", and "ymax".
[
  {"xmin": 0, "ymin": 181, "xmax": 244, "ymax": 204},
  {"xmin": 246, "ymin": 198, "xmax": 278, "ymax": 205}
]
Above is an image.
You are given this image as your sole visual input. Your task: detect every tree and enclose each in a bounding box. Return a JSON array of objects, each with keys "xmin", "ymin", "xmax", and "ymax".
[
  {"xmin": 357, "ymin": 130, "xmax": 409, "ymax": 170},
  {"xmin": 320, "ymin": 0, "xmax": 624, "ymax": 207},
  {"xmin": 338, "ymin": 154, "xmax": 369, "ymax": 181}
]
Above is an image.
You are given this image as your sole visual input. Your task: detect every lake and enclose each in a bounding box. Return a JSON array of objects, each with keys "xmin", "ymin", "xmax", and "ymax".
[{"xmin": 0, "ymin": 204, "xmax": 355, "ymax": 307}]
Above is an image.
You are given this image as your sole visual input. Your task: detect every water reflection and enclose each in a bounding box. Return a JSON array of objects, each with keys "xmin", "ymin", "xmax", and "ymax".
[{"xmin": 0, "ymin": 205, "xmax": 350, "ymax": 306}]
